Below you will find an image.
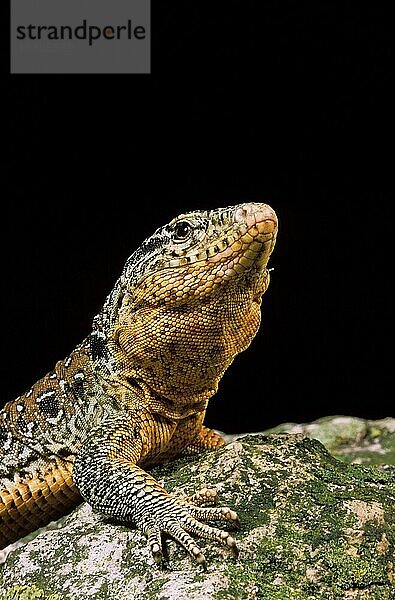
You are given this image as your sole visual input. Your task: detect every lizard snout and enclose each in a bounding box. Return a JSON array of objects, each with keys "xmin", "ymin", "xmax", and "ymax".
[{"xmin": 234, "ymin": 203, "xmax": 277, "ymax": 236}]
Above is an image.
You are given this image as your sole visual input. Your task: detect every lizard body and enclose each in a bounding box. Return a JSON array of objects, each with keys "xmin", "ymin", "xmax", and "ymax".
[{"xmin": 0, "ymin": 202, "xmax": 277, "ymax": 565}]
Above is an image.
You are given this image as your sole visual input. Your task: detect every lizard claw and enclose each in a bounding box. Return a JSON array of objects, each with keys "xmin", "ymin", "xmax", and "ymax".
[{"xmin": 232, "ymin": 514, "xmax": 241, "ymax": 531}]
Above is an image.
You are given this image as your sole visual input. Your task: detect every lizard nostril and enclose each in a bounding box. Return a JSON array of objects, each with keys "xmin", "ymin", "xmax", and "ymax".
[{"xmin": 234, "ymin": 207, "xmax": 248, "ymax": 223}]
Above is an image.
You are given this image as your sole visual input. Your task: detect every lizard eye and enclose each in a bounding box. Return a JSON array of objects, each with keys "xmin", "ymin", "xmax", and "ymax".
[{"xmin": 173, "ymin": 220, "xmax": 193, "ymax": 242}]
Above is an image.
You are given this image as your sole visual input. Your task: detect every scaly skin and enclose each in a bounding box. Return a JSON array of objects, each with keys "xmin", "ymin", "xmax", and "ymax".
[{"xmin": 0, "ymin": 202, "xmax": 278, "ymax": 566}]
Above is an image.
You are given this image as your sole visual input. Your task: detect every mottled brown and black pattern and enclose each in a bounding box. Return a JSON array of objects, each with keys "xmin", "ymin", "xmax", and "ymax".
[
  {"xmin": 0, "ymin": 203, "xmax": 278, "ymax": 566},
  {"xmin": 0, "ymin": 344, "xmax": 98, "ymax": 547}
]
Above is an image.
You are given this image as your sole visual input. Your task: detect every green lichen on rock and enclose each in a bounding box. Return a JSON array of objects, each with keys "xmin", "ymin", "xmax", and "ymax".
[
  {"xmin": 1, "ymin": 433, "xmax": 394, "ymax": 599},
  {"xmin": 262, "ymin": 416, "xmax": 395, "ymax": 466},
  {"xmin": 1, "ymin": 584, "xmax": 61, "ymax": 600}
]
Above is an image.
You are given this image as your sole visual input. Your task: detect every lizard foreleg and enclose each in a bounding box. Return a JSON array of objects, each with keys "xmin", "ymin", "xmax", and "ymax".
[{"xmin": 72, "ymin": 413, "xmax": 239, "ymax": 567}]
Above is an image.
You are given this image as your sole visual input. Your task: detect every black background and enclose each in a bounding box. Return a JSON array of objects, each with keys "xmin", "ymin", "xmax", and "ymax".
[{"xmin": 2, "ymin": 3, "xmax": 393, "ymax": 433}]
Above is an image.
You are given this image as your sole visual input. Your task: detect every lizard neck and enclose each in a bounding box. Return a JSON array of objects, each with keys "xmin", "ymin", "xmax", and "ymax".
[
  {"xmin": 88, "ymin": 326, "xmax": 212, "ymax": 419},
  {"xmin": 92, "ymin": 364, "xmax": 209, "ymax": 421}
]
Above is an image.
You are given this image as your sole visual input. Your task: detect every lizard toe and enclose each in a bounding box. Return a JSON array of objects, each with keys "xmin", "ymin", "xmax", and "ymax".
[
  {"xmin": 180, "ymin": 513, "xmax": 239, "ymax": 558},
  {"xmin": 144, "ymin": 524, "xmax": 163, "ymax": 563},
  {"xmin": 188, "ymin": 505, "xmax": 241, "ymax": 530},
  {"xmin": 164, "ymin": 519, "xmax": 207, "ymax": 568},
  {"xmin": 188, "ymin": 487, "xmax": 219, "ymax": 506}
]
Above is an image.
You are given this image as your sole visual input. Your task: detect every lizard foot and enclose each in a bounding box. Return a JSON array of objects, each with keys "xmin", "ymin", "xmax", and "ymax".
[{"xmin": 141, "ymin": 494, "xmax": 239, "ymax": 567}]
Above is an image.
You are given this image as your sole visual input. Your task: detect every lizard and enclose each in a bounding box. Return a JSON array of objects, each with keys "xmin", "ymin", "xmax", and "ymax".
[{"xmin": 0, "ymin": 202, "xmax": 278, "ymax": 567}]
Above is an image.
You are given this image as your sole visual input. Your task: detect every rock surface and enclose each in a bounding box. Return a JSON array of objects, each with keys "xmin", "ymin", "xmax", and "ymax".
[
  {"xmin": 1, "ymin": 428, "xmax": 394, "ymax": 599},
  {"xmin": 262, "ymin": 415, "xmax": 395, "ymax": 467}
]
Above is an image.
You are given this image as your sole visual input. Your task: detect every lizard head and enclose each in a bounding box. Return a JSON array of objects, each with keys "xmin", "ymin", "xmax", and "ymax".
[
  {"xmin": 95, "ymin": 203, "xmax": 278, "ymax": 406},
  {"xmin": 121, "ymin": 202, "xmax": 278, "ymax": 307}
]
